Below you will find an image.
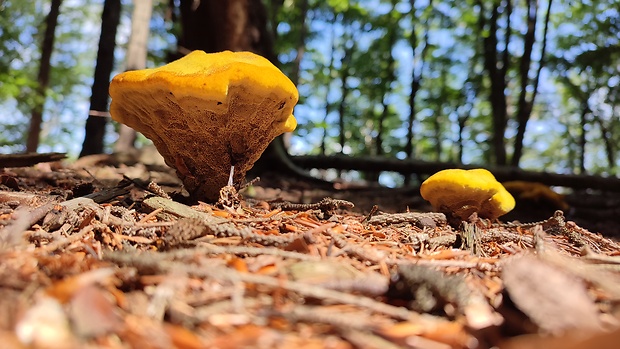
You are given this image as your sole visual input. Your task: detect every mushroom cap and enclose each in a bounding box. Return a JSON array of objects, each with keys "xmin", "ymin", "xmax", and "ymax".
[
  {"xmin": 502, "ymin": 180, "xmax": 569, "ymax": 211},
  {"xmin": 420, "ymin": 168, "xmax": 515, "ymax": 220},
  {"xmin": 109, "ymin": 50, "xmax": 298, "ymax": 201}
]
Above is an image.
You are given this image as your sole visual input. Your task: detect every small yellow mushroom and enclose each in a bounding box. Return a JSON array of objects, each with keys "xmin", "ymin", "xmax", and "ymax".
[
  {"xmin": 420, "ymin": 168, "xmax": 515, "ymax": 221},
  {"xmin": 109, "ymin": 50, "xmax": 298, "ymax": 201}
]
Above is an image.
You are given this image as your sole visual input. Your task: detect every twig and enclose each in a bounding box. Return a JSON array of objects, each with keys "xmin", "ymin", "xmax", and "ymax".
[
  {"xmin": 162, "ymin": 216, "xmax": 312, "ymax": 248},
  {"xmin": 341, "ymin": 329, "xmax": 405, "ymax": 349},
  {"xmin": 271, "ymin": 197, "xmax": 354, "ymax": 215},
  {"xmin": 39, "ymin": 225, "xmax": 95, "ymax": 253},
  {"xmin": 0, "ymin": 202, "xmax": 56, "ymax": 251},
  {"xmin": 388, "ymin": 264, "xmax": 501, "ymax": 329},
  {"xmin": 392, "ymin": 259, "xmax": 502, "ymax": 272},
  {"xmin": 230, "ymin": 210, "xmax": 319, "ymax": 223},
  {"xmin": 361, "ymin": 205, "xmax": 379, "ymax": 224},
  {"xmin": 142, "ymin": 196, "xmax": 224, "ymax": 223},
  {"xmin": 147, "ymin": 182, "xmax": 171, "ymax": 200},
  {"xmin": 104, "ymin": 250, "xmax": 422, "ymax": 321},
  {"xmin": 0, "ymin": 152, "xmax": 66, "ymax": 167},
  {"xmin": 272, "ymin": 304, "xmax": 391, "ymax": 331},
  {"xmin": 185, "ymin": 243, "xmax": 321, "ymax": 261},
  {"xmin": 323, "ymin": 226, "xmax": 386, "ymax": 264},
  {"xmin": 368, "ymin": 212, "xmax": 446, "ymax": 229}
]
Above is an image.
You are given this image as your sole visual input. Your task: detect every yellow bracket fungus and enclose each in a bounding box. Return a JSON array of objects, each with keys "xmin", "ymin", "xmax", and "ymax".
[
  {"xmin": 420, "ymin": 168, "xmax": 515, "ymax": 221},
  {"xmin": 109, "ymin": 50, "xmax": 298, "ymax": 201},
  {"xmin": 502, "ymin": 181, "xmax": 569, "ymax": 211}
]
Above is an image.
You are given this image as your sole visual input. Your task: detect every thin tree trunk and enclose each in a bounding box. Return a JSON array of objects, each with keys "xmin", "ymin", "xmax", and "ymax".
[
  {"xmin": 80, "ymin": 0, "xmax": 121, "ymax": 157},
  {"xmin": 114, "ymin": 0, "xmax": 154, "ymax": 153},
  {"xmin": 405, "ymin": 0, "xmax": 431, "ymax": 161},
  {"xmin": 376, "ymin": 7, "xmax": 397, "ymax": 158},
  {"xmin": 433, "ymin": 66, "xmax": 448, "ymax": 161},
  {"xmin": 267, "ymin": 0, "xmax": 283, "ymax": 47},
  {"xmin": 512, "ymin": 0, "xmax": 553, "ymax": 166},
  {"xmin": 502, "ymin": 0, "xmax": 512, "ymax": 79},
  {"xmin": 289, "ymin": 0, "xmax": 308, "ymax": 86},
  {"xmin": 321, "ymin": 14, "xmax": 337, "ymax": 155},
  {"xmin": 595, "ymin": 118, "xmax": 616, "ymax": 170},
  {"xmin": 579, "ymin": 101, "xmax": 589, "ymax": 174},
  {"xmin": 457, "ymin": 112, "xmax": 470, "ymax": 163},
  {"xmin": 478, "ymin": 0, "xmax": 508, "ymax": 165},
  {"xmin": 26, "ymin": 0, "xmax": 62, "ymax": 153},
  {"xmin": 404, "ymin": 0, "xmax": 431, "ymax": 185},
  {"xmin": 338, "ymin": 41, "xmax": 354, "ymax": 154}
]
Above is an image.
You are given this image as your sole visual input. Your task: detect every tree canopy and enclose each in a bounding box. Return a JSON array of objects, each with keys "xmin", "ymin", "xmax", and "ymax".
[{"xmin": 0, "ymin": 0, "xmax": 618, "ymax": 184}]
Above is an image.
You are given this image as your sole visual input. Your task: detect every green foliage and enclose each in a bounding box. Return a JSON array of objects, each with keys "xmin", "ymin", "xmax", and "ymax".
[
  {"xmin": 1, "ymin": 0, "xmax": 618, "ymax": 180},
  {"xmin": 269, "ymin": 0, "xmax": 620, "ymax": 180},
  {"xmin": 0, "ymin": 0, "xmax": 104, "ymax": 154}
]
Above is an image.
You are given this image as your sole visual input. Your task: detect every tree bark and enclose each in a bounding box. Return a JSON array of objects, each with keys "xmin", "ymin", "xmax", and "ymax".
[
  {"xmin": 114, "ymin": 0, "xmax": 154, "ymax": 153},
  {"xmin": 26, "ymin": 0, "xmax": 62, "ymax": 153},
  {"xmin": 176, "ymin": 0, "xmax": 274, "ymax": 61},
  {"xmin": 578, "ymin": 101, "xmax": 589, "ymax": 174},
  {"xmin": 338, "ymin": 42, "xmax": 354, "ymax": 154},
  {"xmin": 478, "ymin": 0, "xmax": 508, "ymax": 165},
  {"xmin": 80, "ymin": 0, "xmax": 121, "ymax": 157}
]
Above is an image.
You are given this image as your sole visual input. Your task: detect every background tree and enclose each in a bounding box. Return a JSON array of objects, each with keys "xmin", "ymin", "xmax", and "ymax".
[
  {"xmin": 80, "ymin": 0, "xmax": 121, "ymax": 157},
  {"xmin": 114, "ymin": 0, "xmax": 154, "ymax": 153},
  {"xmin": 26, "ymin": 0, "xmax": 63, "ymax": 152},
  {"xmin": 1, "ymin": 0, "xmax": 619, "ymax": 185},
  {"xmin": 1, "ymin": 1, "xmax": 98, "ymax": 154}
]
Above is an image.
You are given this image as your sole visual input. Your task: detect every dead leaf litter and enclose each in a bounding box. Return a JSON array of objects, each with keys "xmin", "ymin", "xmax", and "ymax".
[{"xmin": 1, "ymin": 163, "xmax": 620, "ymax": 349}]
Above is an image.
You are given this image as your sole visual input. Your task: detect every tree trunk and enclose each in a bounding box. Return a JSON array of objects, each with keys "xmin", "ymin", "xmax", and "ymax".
[
  {"xmin": 80, "ymin": 0, "xmax": 121, "ymax": 157},
  {"xmin": 578, "ymin": 101, "xmax": 589, "ymax": 174},
  {"xmin": 321, "ymin": 14, "xmax": 337, "ymax": 155},
  {"xmin": 289, "ymin": 0, "xmax": 309, "ymax": 87},
  {"xmin": 338, "ymin": 42, "xmax": 354, "ymax": 154},
  {"xmin": 26, "ymin": 0, "xmax": 62, "ymax": 153},
  {"xmin": 478, "ymin": 0, "xmax": 508, "ymax": 165},
  {"xmin": 511, "ymin": 0, "xmax": 552, "ymax": 166},
  {"xmin": 175, "ymin": 0, "xmax": 316, "ymax": 180},
  {"xmin": 376, "ymin": 18, "xmax": 397, "ymax": 158},
  {"xmin": 114, "ymin": 0, "xmax": 154, "ymax": 153},
  {"xmin": 405, "ymin": 0, "xmax": 431, "ymax": 162},
  {"xmin": 177, "ymin": 0, "xmax": 274, "ymax": 61},
  {"xmin": 457, "ymin": 111, "xmax": 470, "ymax": 163},
  {"xmin": 595, "ymin": 118, "xmax": 616, "ymax": 171}
]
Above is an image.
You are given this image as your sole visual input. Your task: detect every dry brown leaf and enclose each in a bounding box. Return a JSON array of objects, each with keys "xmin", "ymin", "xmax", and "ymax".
[
  {"xmin": 502, "ymin": 253, "xmax": 602, "ymax": 334},
  {"xmin": 163, "ymin": 323, "xmax": 204, "ymax": 349},
  {"xmin": 379, "ymin": 320, "xmax": 477, "ymax": 349},
  {"xmin": 69, "ymin": 284, "xmax": 123, "ymax": 338},
  {"xmin": 500, "ymin": 327, "xmax": 620, "ymax": 349}
]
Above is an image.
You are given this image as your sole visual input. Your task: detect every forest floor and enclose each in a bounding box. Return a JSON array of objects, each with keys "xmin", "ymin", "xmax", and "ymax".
[{"xmin": 1, "ymin": 154, "xmax": 620, "ymax": 349}]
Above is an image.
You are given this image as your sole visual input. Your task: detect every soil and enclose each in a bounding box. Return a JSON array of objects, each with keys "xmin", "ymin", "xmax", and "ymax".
[{"xmin": 1, "ymin": 155, "xmax": 619, "ymax": 349}]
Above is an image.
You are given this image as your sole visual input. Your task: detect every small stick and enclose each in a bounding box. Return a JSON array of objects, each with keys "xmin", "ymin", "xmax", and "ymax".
[
  {"xmin": 361, "ymin": 205, "xmax": 379, "ymax": 224},
  {"xmin": 228, "ymin": 166, "xmax": 235, "ymax": 186}
]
